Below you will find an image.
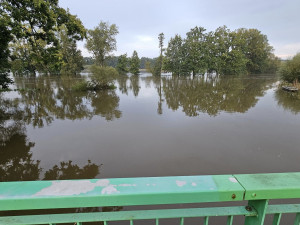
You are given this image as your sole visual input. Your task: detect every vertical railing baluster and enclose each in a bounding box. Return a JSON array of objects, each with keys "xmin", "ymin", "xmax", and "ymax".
[
  {"xmin": 244, "ymin": 200, "xmax": 268, "ymax": 225},
  {"xmin": 204, "ymin": 216, "xmax": 209, "ymax": 225},
  {"xmin": 272, "ymin": 213, "xmax": 282, "ymax": 225},
  {"xmin": 104, "ymin": 221, "xmax": 108, "ymax": 225},
  {"xmin": 180, "ymin": 217, "xmax": 184, "ymax": 225},
  {"xmin": 77, "ymin": 223, "xmax": 82, "ymax": 225},
  {"xmin": 156, "ymin": 218, "xmax": 159, "ymax": 225},
  {"xmin": 227, "ymin": 215, "xmax": 234, "ymax": 225},
  {"xmin": 294, "ymin": 213, "xmax": 300, "ymax": 225},
  {"xmin": 130, "ymin": 219, "xmax": 134, "ymax": 225}
]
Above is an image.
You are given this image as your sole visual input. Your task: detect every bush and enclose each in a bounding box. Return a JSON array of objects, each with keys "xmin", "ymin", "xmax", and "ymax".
[
  {"xmin": 89, "ymin": 65, "xmax": 118, "ymax": 88},
  {"xmin": 72, "ymin": 65, "xmax": 118, "ymax": 91},
  {"xmin": 71, "ymin": 81, "xmax": 89, "ymax": 91},
  {"xmin": 280, "ymin": 53, "xmax": 300, "ymax": 83}
]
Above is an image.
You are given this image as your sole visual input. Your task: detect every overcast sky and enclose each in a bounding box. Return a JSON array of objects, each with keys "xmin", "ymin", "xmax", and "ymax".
[{"xmin": 59, "ymin": 0, "xmax": 300, "ymax": 59}]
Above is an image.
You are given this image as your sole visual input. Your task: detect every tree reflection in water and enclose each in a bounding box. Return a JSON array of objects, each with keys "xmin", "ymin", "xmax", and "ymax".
[
  {"xmin": 0, "ymin": 94, "xmax": 120, "ymax": 224},
  {"xmin": 275, "ymin": 89, "xmax": 300, "ymax": 114},
  {"xmin": 14, "ymin": 75, "xmax": 121, "ymax": 127},
  {"xmin": 160, "ymin": 75, "xmax": 276, "ymax": 116}
]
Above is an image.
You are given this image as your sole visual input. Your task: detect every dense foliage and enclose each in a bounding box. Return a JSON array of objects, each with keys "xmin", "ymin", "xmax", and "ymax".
[
  {"xmin": 129, "ymin": 51, "xmax": 140, "ymax": 75},
  {"xmin": 116, "ymin": 54, "xmax": 129, "ymax": 74},
  {"xmin": 0, "ymin": 0, "xmax": 86, "ymax": 87},
  {"xmin": 164, "ymin": 26, "xmax": 280, "ymax": 76},
  {"xmin": 280, "ymin": 53, "xmax": 300, "ymax": 83},
  {"xmin": 85, "ymin": 21, "xmax": 119, "ymax": 67}
]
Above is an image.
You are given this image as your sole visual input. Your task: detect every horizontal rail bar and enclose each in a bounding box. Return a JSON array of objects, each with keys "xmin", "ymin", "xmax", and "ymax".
[
  {"xmin": 0, "ymin": 206, "xmax": 257, "ymax": 225},
  {"xmin": 1, "ymin": 173, "xmax": 300, "ymax": 211},
  {"xmin": 235, "ymin": 173, "xmax": 300, "ymax": 200},
  {"xmin": 267, "ymin": 204, "xmax": 300, "ymax": 214},
  {"xmin": 0, "ymin": 175, "xmax": 244, "ymax": 210}
]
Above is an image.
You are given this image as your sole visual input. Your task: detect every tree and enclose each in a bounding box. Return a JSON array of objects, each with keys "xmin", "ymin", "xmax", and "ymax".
[
  {"xmin": 206, "ymin": 26, "xmax": 248, "ymax": 75},
  {"xmin": 129, "ymin": 50, "xmax": 140, "ymax": 75},
  {"xmin": 164, "ymin": 34, "xmax": 184, "ymax": 75},
  {"xmin": 280, "ymin": 53, "xmax": 300, "ymax": 83},
  {"xmin": 184, "ymin": 26, "xmax": 207, "ymax": 76},
  {"xmin": 85, "ymin": 21, "xmax": 119, "ymax": 66},
  {"xmin": 116, "ymin": 54, "xmax": 128, "ymax": 74},
  {"xmin": 1, "ymin": 0, "xmax": 86, "ymax": 75},
  {"xmin": 59, "ymin": 25, "xmax": 84, "ymax": 76},
  {"xmin": 0, "ymin": 16, "xmax": 13, "ymax": 89},
  {"xmin": 234, "ymin": 28, "xmax": 273, "ymax": 74},
  {"xmin": 153, "ymin": 33, "xmax": 165, "ymax": 76}
]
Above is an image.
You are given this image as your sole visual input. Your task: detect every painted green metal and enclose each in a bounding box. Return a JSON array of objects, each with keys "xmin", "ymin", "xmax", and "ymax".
[
  {"xmin": 1, "ymin": 172, "xmax": 300, "ymax": 225},
  {"xmin": 0, "ymin": 175, "xmax": 244, "ymax": 211},
  {"xmin": 244, "ymin": 200, "xmax": 268, "ymax": 225},
  {"xmin": 272, "ymin": 213, "xmax": 282, "ymax": 225},
  {"xmin": 0, "ymin": 206, "xmax": 257, "ymax": 224},
  {"xmin": 227, "ymin": 215, "xmax": 234, "ymax": 225},
  {"xmin": 234, "ymin": 173, "xmax": 300, "ymax": 200},
  {"xmin": 294, "ymin": 213, "xmax": 300, "ymax": 225}
]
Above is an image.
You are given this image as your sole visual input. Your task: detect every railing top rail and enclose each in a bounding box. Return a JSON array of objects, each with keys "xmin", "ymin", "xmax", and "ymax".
[
  {"xmin": 1, "ymin": 172, "xmax": 300, "ymax": 211},
  {"xmin": 235, "ymin": 172, "xmax": 300, "ymax": 200},
  {"xmin": 0, "ymin": 175, "xmax": 243, "ymax": 210}
]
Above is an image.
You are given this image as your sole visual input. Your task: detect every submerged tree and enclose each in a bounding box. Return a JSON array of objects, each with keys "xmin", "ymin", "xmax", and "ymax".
[
  {"xmin": 129, "ymin": 50, "xmax": 140, "ymax": 75},
  {"xmin": 116, "ymin": 54, "xmax": 129, "ymax": 74},
  {"xmin": 233, "ymin": 28, "xmax": 273, "ymax": 74},
  {"xmin": 1, "ymin": 0, "xmax": 86, "ymax": 75},
  {"xmin": 280, "ymin": 53, "xmax": 300, "ymax": 83},
  {"xmin": 0, "ymin": 17, "xmax": 13, "ymax": 89},
  {"xmin": 85, "ymin": 21, "xmax": 119, "ymax": 66},
  {"xmin": 153, "ymin": 33, "xmax": 165, "ymax": 76},
  {"xmin": 59, "ymin": 25, "xmax": 84, "ymax": 75},
  {"xmin": 184, "ymin": 26, "xmax": 207, "ymax": 76},
  {"xmin": 164, "ymin": 34, "xmax": 186, "ymax": 75}
]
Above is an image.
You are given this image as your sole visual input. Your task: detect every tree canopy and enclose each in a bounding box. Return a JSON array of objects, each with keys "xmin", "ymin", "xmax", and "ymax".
[
  {"xmin": 164, "ymin": 26, "xmax": 279, "ymax": 76},
  {"xmin": 280, "ymin": 53, "xmax": 300, "ymax": 83},
  {"xmin": 85, "ymin": 21, "xmax": 119, "ymax": 67},
  {"xmin": 0, "ymin": 0, "xmax": 86, "ymax": 86},
  {"xmin": 129, "ymin": 50, "xmax": 140, "ymax": 75}
]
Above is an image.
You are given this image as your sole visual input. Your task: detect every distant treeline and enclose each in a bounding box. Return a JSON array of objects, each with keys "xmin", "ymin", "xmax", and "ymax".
[
  {"xmin": 163, "ymin": 26, "xmax": 280, "ymax": 76},
  {"xmin": 83, "ymin": 56, "xmax": 156, "ymax": 70}
]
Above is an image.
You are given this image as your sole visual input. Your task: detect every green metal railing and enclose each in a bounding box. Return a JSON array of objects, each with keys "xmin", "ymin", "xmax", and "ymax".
[{"xmin": 1, "ymin": 173, "xmax": 300, "ymax": 224}]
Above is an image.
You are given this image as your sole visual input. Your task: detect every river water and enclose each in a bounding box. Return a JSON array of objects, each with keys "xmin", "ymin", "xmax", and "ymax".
[
  {"xmin": 1, "ymin": 73, "xmax": 300, "ymax": 224},
  {"xmin": 1, "ymin": 73, "xmax": 300, "ymax": 181}
]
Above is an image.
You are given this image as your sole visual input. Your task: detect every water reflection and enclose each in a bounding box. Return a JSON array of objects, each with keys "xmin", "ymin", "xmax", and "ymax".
[
  {"xmin": 129, "ymin": 75, "xmax": 141, "ymax": 97},
  {"xmin": 160, "ymin": 75, "xmax": 276, "ymax": 116},
  {"xmin": 14, "ymin": 75, "xmax": 121, "ymax": 127},
  {"xmin": 275, "ymin": 89, "xmax": 300, "ymax": 114},
  {"xmin": 0, "ymin": 93, "xmax": 101, "ymax": 182},
  {"xmin": 0, "ymin": 96, "xmax": 40, "ymax": 181}
]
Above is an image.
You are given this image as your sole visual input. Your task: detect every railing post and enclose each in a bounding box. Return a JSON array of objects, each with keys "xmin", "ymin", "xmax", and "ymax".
[{"xmin": 244, "ymin": 200, "xmax": 268, "ymax": 225}]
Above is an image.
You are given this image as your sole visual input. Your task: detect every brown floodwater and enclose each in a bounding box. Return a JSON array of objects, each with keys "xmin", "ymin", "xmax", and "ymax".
[
  {"xmin": 1, "ymin": 73, "xmax": 300, "ymax": 181},
  {"xmin": 1, "ymin": 73, "xmax": 300, "ymax": 224}
]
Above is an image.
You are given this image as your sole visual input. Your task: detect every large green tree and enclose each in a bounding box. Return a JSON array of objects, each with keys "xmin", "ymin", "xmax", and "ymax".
[
  {"xmin": 0, "ymin": 0, "xmax": 86, "ymax": 78},
  {"xmin": 280, "ymin": 53, "xmax": 300, "ymax": 83},
  {"xmin": 184, "ymin": 26, "xmax": 207, "ymax": 76},
  {"xmin": 59, "ymin": 25, "xmax": 84, "ymax": 76},
  {"xmin": 85, "ymin": 21, "xmax": 119, "ymax": 66},
  {"xmin": 129, "ymin": 50, "xmax": 140, "ymax": 75},
  {"xmin": 116, "ymin": 54, "xmax": 128, "ymax": 74},
  {"xmin": 233, "ymin": 28, "xmax": 273, "ymax": 74},
  {"xmin": 164, "ymin": 34, "xmax": 186, "ymax": 75},
  {"xmin": 0, "ymin": 17, "xmax": 13, "ymax": 89}
]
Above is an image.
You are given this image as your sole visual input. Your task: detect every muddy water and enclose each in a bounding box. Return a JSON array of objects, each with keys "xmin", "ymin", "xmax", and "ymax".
[{"xmin": 1, "ymin": 74, "xmax": 300, "ymax": 181}]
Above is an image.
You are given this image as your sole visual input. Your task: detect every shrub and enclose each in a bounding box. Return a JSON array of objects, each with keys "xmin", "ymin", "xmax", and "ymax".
[
  {"xmin": 89, "ymin": 65, "xmax": 118, "ymax": 89},
  {"xmin": 280, "ymin": 53, "xmax": 300, "ymax": 83},
  {"xmin": 72, "ymin": 65, "xmax": 118, "ymax": 91}
]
